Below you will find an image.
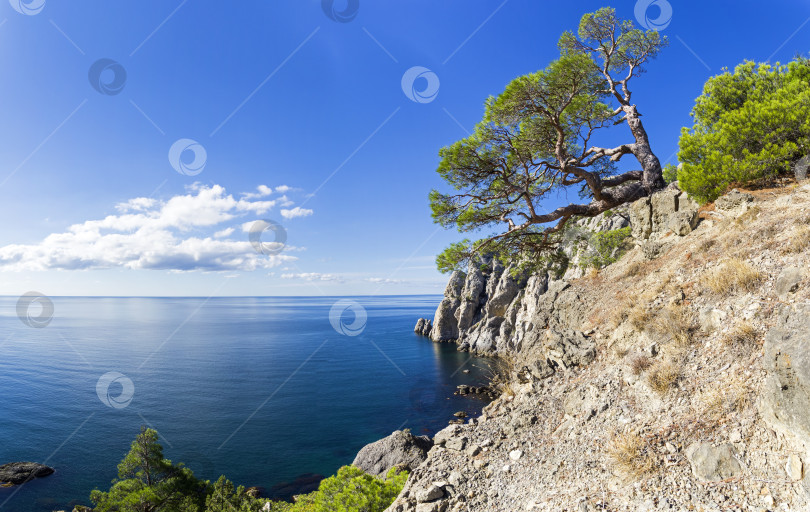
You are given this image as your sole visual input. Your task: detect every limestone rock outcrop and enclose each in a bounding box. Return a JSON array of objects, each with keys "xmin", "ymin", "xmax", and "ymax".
[
  {"xmin": 414, "ymin": 318, "xmax": 432, "ymax": 336},
  {"xmin": 760, "ymin": 303, "xmax": 810, "ymax": 489},
  {"xmin": 352, "ymin": 430, "xmax": 433, "ymax": 478},
  {"xmin": 0, "ymin": 462, "xmax": 54, "ymax": 486},
  {"xmin": 430, "ymin": 270, "xmax": 465, "ymax": 342},
  {"xmin": 628, "ymin": 183, "xmax": 700, "ymax": 242}
]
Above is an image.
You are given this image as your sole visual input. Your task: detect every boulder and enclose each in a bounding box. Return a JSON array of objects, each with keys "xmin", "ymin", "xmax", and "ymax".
[
  {"xmin": 685, "ymin": 443, "xmax": 742, "ymax": 482},
  {"xmin": 416, "ymin": 484, "xmax": 444, "ymax": 503},
  {"xmin": 714, "ymin": 189, "xmax": 754, "ymax": 211},
  {"xmin": 699, "ymin": 307, "xmax": 727, "ymax": 332},
  {"xmin": 0, "ymin": 462, "xmax": 55, "ymax": 486},
  {"xmin": 352, "ymin": 430, "xmax": 433, "ymax": 478},
  {"xmin": 787, "ymin": 454, "xmax": 805, "ymax": 481},
  {"xmin": 760, "ymin": 304, "xmax": 810, "ymax": 446},
  {"xmin": 795, "ymin": 155, "xmax": 810, "ymax": 181},
  {"xmin": 414, "ymin": 318, "xmax": 432, "ymax": 336},
  {"xmin": 775, "ymin": 267, "xmax": 802, "ymax": 299},
  {"xmin": 629, "ymin": 185, "xmax": 700, "ymax": 241},
  {"xmin": 641, "ymin": 239, "xmax": 665, "ymax": 260},
  {"xmin": 668, "ymin": 209, "xmax": 699, "ymax": 236}
]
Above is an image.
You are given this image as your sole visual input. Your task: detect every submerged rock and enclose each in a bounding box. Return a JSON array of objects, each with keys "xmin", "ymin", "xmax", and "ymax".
[{"xmin": 0, "ymin": 462, "xmax": 54, "ymax": 486}]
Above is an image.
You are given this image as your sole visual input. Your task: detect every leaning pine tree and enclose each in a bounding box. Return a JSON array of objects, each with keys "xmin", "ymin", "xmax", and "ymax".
[{"xmin": 431, "ymin": 8, "xmax": 667, "ymax": 272}]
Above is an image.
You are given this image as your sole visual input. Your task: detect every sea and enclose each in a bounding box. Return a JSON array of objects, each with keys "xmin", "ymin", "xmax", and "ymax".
[{"xmin": 0, "ymin": 296, "xmax": 492, "ymax": 511}]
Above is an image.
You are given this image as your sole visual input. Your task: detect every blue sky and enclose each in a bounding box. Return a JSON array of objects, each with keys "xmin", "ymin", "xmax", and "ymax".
[{"xmin": 0, "ymin": 0, "xmax": 808, "ymax": 296}]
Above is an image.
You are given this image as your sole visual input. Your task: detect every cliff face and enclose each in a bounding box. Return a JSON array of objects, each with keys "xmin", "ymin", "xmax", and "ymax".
[
  {"xmin": 391, "ymin": 183, "xmax": 810, "ymax": 511},
  {"xmin": 423, "ymin": 184, "xmax": 699, "ymax": 365}
]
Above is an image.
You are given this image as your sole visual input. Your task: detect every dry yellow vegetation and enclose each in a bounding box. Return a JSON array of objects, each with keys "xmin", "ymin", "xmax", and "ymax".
[{"xmin": 702, "ymin": 258, "xmax": 763, "ymax": 296}]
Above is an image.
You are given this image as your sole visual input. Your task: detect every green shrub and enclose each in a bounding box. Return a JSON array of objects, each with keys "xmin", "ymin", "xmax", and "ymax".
[
  {"xmin": 88, "ymin": 428, "xmax": 405, "ymax": 512},
  {"xmin": 277, "ymin": 466, "xmax": 408, "ymax": 512},
  {"xmin": 662, "ymin": 163, "xmax": 679, "ymax": 184},
  {"xmin": 580, "ymin": 227, "xmax": 632, "ymax": 269},
  {"xmin": 677, "ymin": 57, "xmax": 810, "ymax": 203}
]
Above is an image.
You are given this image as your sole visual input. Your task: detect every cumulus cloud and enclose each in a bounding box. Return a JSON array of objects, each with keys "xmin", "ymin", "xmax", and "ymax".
[
  {"xmin": 213, "ymin": 227, "xmax": 235, "ymax": 238},
  {"xmin": 281, "ymin": 272, "xmax": 342, "ymax": 282},
  {"xmin": 0, "ymin": 184, "xmax": 301, "ymax": 272},
  {"xmin": 281, "ymin": 207, "xmax": 313, "ymax": 219},
  {"xmin": 275, "ymin": 185, "xmax": 292, "ymax": 193},
  {"xmin": 241, "ymin": 185, "xmax": 274, "ymax": 200}
]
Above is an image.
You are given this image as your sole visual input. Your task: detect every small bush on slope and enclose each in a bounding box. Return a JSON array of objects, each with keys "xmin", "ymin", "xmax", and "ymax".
[
  {"xmin": 579, "ymin": 227, "xmax": 633, "ymax": 270},
  {"xmin": 268, "ymin": 466, "xmax": 407, "ymax": 512},
  {"xmin": 677, "ymin": 57, "xmax": 810, "ymax": 202}
]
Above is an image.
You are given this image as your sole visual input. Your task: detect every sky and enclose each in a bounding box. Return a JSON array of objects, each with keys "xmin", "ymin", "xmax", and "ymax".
[{"xmin": 0, "ymin": 0, "xmax": 808, "ymax": 297}]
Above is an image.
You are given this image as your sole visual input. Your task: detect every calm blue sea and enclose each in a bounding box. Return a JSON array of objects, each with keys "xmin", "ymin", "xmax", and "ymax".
[{"xmin": 0, "ymin": 296, "xmax": 492, "ymax": 512}]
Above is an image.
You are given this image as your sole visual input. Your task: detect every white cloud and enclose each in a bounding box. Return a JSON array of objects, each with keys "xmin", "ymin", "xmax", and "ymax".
[
  {"xmin": 277, "ymin": 195, "xmax": 295, "ymax": 208},
  {"xmin": 281, "ymin": 272, "xmax": 342, "ymax": 282},
  {"xmin": 281, "ymin": 207, "xmax": 313, "ymax": 219},
  {"xmin": 116, "ymin": 197, "xmax": 157, "ymax": 212},
  {"xmin": 275, "ymin": 185, "xmax": 292, "ymax": 193},
  {"xmin": 213, "ymin": 227, "xmax": 235, "ymax": 238},
  {"xmin": 241, "ymin": 185, "xmax": 274, "ymax": 200},
  {"xmin": 0, "ymin": 184, "xmax": 299, "ymax": 272}
]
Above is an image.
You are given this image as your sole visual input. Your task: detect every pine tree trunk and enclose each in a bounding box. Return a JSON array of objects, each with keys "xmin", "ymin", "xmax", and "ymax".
[{"xmin": 622, "ymin": 104, "xmax": 665, "ymax": 193}]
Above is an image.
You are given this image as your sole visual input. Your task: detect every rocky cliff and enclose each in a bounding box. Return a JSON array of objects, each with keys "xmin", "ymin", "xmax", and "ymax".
[
  {"xmin": 389, "ymin": 182, "xmax": 810, "ymax": 511},
  {"xmin": 419, "ymin": 184, "xmax": 700, "ymax": 364}
]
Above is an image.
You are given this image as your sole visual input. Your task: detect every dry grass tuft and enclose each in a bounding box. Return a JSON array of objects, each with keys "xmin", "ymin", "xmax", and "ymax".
[
  {"xmin": 733, "ymin": 205, "xmax": 761, "ymax": 227},
  {"xmin": 702, "ymin": 258, "xmax": 763, "ymax": 296},
  {"xmin": 697, "ymin": 238, "xmax": 717, "ymax": 254},
  {"xmin": 626, "ymin": 304, "xmax": 652, "ymax": 332},
  {"xmin": 651, "ymin": 304, "xmax": 696, "ymax": 346},
  {"xmin": 629, "ymin": 354, "xmax": 654, "ymax": 376},
  {"xmin": 697, "ymin": 374, "xmax": 752, "ymax": 420},
  {"xmin": 722, "ymin": 321, "xmax": 759, "ymax": 349},
  {"xmin": 621, "ymin": 261, "xmax": 643, "ymax": 279},
  {"xmin": 647, "ymin": 359, "xmax": 681, "ymax": 395},
  {"xmin": 783, "ymin": 226, "xmax": 810, "ymax": 254},
  {"xmin": 607, "ymin": 432, "xmax": 655, "ymax": 478}
]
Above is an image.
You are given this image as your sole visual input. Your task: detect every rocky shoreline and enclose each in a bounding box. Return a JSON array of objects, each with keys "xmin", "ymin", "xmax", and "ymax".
[{"xmin": 373, "ymin": 184, "xmax": 810, "ymax": 511}]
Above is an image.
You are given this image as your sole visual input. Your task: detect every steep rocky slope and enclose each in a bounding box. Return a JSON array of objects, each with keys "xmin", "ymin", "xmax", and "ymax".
[{"xmin": 389, "ymin": 182, "xmax": 810, "ymax": 511}]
